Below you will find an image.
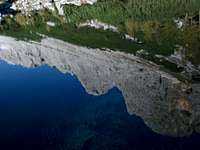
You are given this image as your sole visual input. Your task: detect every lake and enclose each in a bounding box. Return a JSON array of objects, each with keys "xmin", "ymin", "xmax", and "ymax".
[{"xmin": 0, "ymin": 37, "xmax": 199, "ymax": 150}]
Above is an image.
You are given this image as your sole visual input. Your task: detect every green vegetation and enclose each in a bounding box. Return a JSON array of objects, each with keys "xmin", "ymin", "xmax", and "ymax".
[
  {"xmin": 63, "ymin": 0, "xmax": 200, "ymax": 26},
  {"xmin": 0, "ymin": 0, "xmax": 200, "ymax": 72},
  {"xmin": 0, "ymin": 11, "xmax": 141, "ymax": 52},
  {"xmin": 63, "ymin": 0, "xmax": 200, "ymax": 66}
]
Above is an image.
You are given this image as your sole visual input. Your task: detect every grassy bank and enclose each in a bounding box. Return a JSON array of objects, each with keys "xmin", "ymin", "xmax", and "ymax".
[
  {"xmin": 63, "ymin": 0, "xmax": 200, "ymax": 26},
  {"xmin": 0, "ymin": 0, "xmax": 199, "ymax": 71},
  {"xmin": 0, "ymin": 17, "xmax": 187, "ymax": 72}
]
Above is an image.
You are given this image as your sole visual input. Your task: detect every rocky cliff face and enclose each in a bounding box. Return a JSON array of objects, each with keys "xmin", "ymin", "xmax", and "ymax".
[{"xmin": 0, "ymin": 36, "xmax": 199, "ymax": 137}]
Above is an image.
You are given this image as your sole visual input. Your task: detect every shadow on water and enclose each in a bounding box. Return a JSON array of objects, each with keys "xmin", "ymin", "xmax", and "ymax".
[
  {"xmin": 0, "ymin": 60, "xmax": 200, "ymax": 150},
  {"xmin": 0, "ymin": 0, "xmax": 16, "ymax": 15}
]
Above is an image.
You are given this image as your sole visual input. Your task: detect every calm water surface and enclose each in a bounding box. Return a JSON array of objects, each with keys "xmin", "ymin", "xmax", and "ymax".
[{"xmin": 0, "ymin": 60, "xmax": 200, "ymax": 150}]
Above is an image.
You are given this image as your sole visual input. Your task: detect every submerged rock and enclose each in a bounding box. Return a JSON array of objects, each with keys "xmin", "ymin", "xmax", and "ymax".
[{"xmin": 0, "ymin": 36, "xmax": 199, "ymax": 137}]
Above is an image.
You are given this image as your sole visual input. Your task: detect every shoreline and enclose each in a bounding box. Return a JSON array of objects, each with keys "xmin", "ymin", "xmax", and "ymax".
[{"xmin": 0, "ymin": 35, "xmax": 199, "ymax": 137}]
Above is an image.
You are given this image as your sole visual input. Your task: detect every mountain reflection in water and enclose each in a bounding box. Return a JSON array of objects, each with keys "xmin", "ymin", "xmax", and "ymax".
[
  {"xmin": 0, "ymin": 36, "xmax": 200, "ymax": 149},
  {"xmin": 0, "ymin": 60, "xmax": 199, "ymax": 150}
]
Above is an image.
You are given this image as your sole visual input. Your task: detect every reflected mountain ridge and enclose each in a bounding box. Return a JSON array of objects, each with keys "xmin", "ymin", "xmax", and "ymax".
[{"xmin": 0, "ymin": 36, "xmax": 199, "ymax": 137}]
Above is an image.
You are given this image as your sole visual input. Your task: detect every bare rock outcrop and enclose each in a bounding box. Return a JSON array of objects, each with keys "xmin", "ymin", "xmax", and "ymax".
[
  {"xmin": 0, "ymin": 36, "xmax": 199, "ymax": 137},
  {"xmin": 13, "ymin": 0, "xmax": 97, "ymax": 15}
]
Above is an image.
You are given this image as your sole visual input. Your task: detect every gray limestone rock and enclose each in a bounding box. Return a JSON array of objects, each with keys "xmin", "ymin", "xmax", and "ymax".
[{"xmin": 0, "ymin": 36, "xmax": 199, "ymax": 137}]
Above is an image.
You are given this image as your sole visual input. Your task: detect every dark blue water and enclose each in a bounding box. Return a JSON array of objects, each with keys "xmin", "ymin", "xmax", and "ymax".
[
  {"xmin": 0, "ymin": 0, "xmax": 16, "ymax": 15},
  {"xmin": 0, "ymin": 60, "xmax": 200, "ymax": 150}
]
